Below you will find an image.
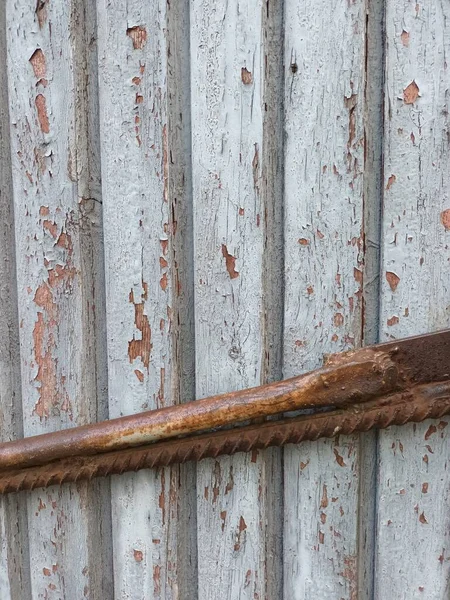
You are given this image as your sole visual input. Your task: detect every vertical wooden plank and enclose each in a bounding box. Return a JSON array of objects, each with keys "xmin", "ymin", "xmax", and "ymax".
[
  {"xmin": 167, "ymin": 1, "xmax": 198, "ymax": 597},
  {"xmin": 0, "ymin": 3, "xmax": 31, "ymax": 597},
  {"xmin": 357, "ymin": 1, "xmax": 385, "ymax": 597},
  {"xmin": 97, "ymin": 1, "xmax": 195, "ymax": 597},
  {"xmin": 191, "ymin": 0, "xmax": 283, "ymax": 596},
  {"xmin": 282, "ymin": 0, "xmax": 367, "ymax": 597},
  {"xmin": 260, "ymin": 0, "xmax": 285, "ymax": 595},
  {"xmin": 376, "ymin": 2, "xmax": 450, "ymax": 597},
  {"xmin": 6, "ymin": 0, "xmax": 112, "ymax": 597}
]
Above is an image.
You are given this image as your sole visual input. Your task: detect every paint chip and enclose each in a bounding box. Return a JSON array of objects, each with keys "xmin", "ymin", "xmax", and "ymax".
[
  {"xmin": 334, "ymin": 313, "xmax": 344, "ymax": 327},
  {"xmin": 221, "ymin": 244, "xmax": 239, "ymax": 279},
  {"xmin": 386, "ymin": 271, "xmax": 400, "ymax": 292},
  {"xmin": 35, "ymin": 94, "xmax": 50, "ymax": 133},
  {"xmin": 387, "ymin": 315, "xmax": 399, "ymax": 327},
  {"xmin": 241, "ymin": 67, "xmax": 253, "ymax": 85},
  {"xmin": 401, "ymin": 30, "xmax": 410, "ymax": 46},
  {"xmin": 128, "ymin": 287, "xmax": 152, "ymax": 370},
  {"xmin": 419, "ymin": 511, "xmax": 428, "ymax": 524},
  {"xmin": 36, "ymin": 0, "xmax": 48, "ymax": 28},
  {"xmin": 127, "ymin": 26, "xmax": 148, "ymax": 49},
  {"xmin": 333, "ymin": 448, "xmax": 346, "ymax": 467},
  {"xmin": 440, "ymin": 209, "xmax": 450, "ymax": 230},
  {"xmin": 386, "ymin": 174, "xmax": 396, "ymax": 190},
  {"xmin": 30, "ymin": 48, "xmax": 46, "ymax": 78},
  {"xmin": 403, "ymin": 81, "xmax": 419, "ymax": 104}
]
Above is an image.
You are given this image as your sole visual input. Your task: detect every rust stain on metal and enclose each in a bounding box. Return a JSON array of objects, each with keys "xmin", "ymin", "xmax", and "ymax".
[
  {"xmin": 128, "ymin": 283, "xmax": 152, "ymax": 370},
  {"xmin": 0, "ymin": 331, "xmax": 448, "ymax": 492},
  {"xmin": 35, "ymin": 94, "xmax": 50, "ymax": 133},
  {"xmin": 221, "ymin": 244, "xmax": 239, "ymax": 279},
  {"xmin": 127, "ymin": 26, "xmax": 148, "ymax": 49}
]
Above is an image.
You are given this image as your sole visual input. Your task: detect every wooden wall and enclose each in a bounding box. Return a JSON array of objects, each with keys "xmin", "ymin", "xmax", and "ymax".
[{"xmin": 0, "ymin": 0, "xmax": 449, "ymax": 598}]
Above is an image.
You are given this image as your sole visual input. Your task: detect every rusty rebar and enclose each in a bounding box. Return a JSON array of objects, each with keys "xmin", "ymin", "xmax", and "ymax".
[
  {"xmin": 0, "ymin": 329, "xmax": 448, "ymax": 493},
  {"xmin": 0, "ymin": 347, "xmax": 398, "ymax": 471},
  {"xmin": 0, "ymin": 380, "xmax": 449, "ymax": 494}
]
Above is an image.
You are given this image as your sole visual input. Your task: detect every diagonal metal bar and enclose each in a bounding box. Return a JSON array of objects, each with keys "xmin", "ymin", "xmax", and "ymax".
[{"xmin": 0, "ymin": 330, "xmax": 448, "ymax": 493}]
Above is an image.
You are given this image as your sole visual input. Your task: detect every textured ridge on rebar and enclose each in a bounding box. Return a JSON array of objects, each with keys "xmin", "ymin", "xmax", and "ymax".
[{"xmin": 0, "ymin": 381, "xmax": 449, "ymax": 494}]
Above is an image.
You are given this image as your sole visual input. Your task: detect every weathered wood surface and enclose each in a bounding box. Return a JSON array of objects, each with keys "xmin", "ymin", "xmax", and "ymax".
[
  {"xmin": 282, "ymin": 0, "xmax": 368, "ymax": 597},
  {"xmin": 0, "ymin": 0, "xmax": 449, "ymax": 597},
  {"xmin": 6, "ymin": 0, "xmax": 112, "ymax": 598},
  {"xmin": 376, "ymin": 1, "xmax": 450, "ymax": 598},
  {"xmin": 0, "ymin": 3, "xmax": 30, "ymax": 598},
  {"xmin": 190, "ymin": 0, "xmax": 282, "ymax": 597},
  {"xmin": 97, "ymin": 0, "xmax": 195, "ymax": 597}
]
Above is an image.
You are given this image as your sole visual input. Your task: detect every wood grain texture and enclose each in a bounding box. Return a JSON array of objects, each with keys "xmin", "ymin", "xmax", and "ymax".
[
  {"xmin": 357, "ymin": 1, "xmax": 385, "ymax": 597},
  {"xmin": 282, "ymin": 0, "xmax": 367, "ymax": 597},
  {"xmin": 191, "ymin": 0, "xmax": 282, "ymax": 596},
  {"xmin": 376, "ymin": 1, "xmax": 450, "ymax": 597},
  {"xmin": 97, "ymin": 0, "xmax": 195, "ymax": 596},
  {"xmin": 0, "ymin": 3, "xmax": 31, "ymax": 597},
  {"xmin": 167, "ymin": 1, "xmax": 198, "ymax": 597},
  {"xmin": 6, "ymin": 0, "xmax": 112, "ymax": 597}
]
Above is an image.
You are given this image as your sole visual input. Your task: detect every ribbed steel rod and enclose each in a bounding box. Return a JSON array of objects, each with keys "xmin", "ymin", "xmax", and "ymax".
[
  {"xmin": 0, "ymin": 346, "xmax": 397, "ymax": 471},
  {"xmin": 0, "ymin": 380, "xmax": 449, "ymax": 494},
  {"xmin": 0, "ymin": 329, "xmax": 448, "ymax": 493}
]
